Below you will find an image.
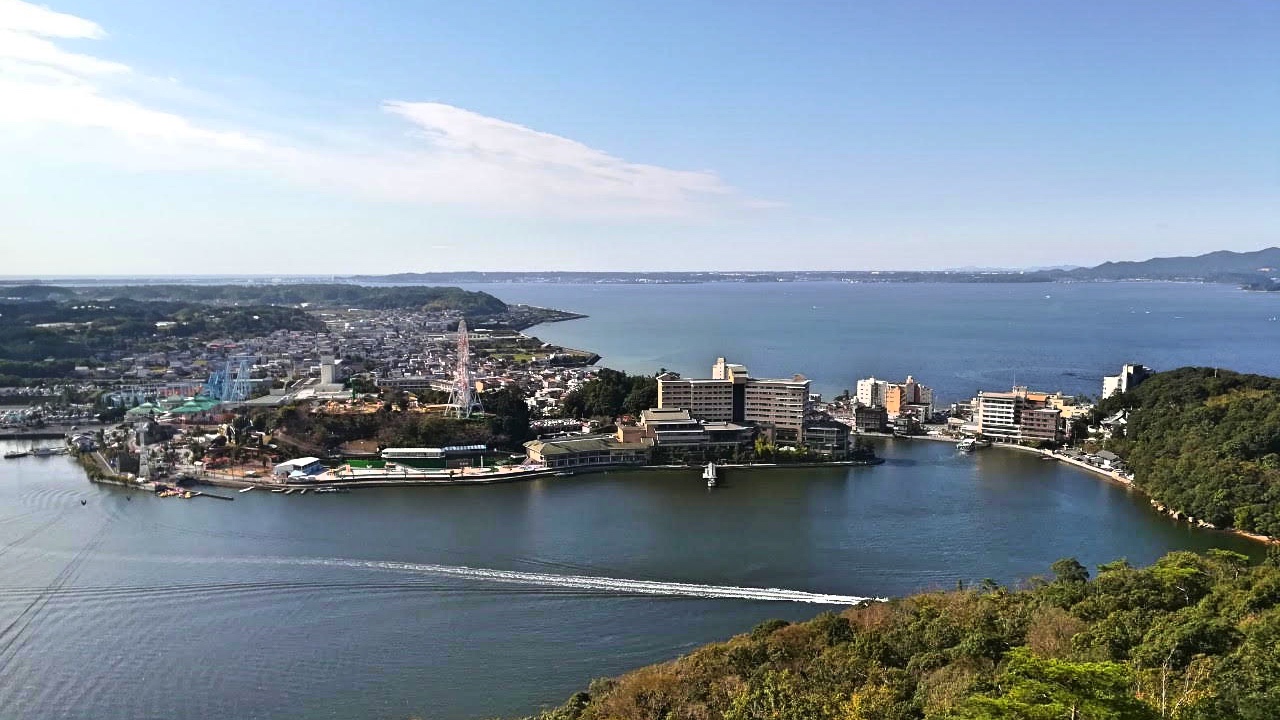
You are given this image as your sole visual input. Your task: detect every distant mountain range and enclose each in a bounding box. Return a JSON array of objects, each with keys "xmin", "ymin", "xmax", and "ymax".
[
  {"xmin": 5, "ymin": 248, "xmax": 1278, "ymax": 290},
  {"xmin": 1050, "ymin": 247, "xmax": 1280, "ymax": 286},
  {"xmin": 350, "ymin": 247, "xmax": 1280, "ymax": 289}
]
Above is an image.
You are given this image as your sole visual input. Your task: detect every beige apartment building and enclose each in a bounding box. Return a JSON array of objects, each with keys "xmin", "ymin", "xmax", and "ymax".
[
  {"xmin": 974, "ymin": 386, "xmax": 1065, "ymax": 443},
  {"xmin": 658, "ymin": 357, "xmax": 811, "ymax": 442}
]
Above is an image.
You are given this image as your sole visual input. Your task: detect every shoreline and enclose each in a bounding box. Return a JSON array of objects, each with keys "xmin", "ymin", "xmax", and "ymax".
[
  {"xmin": 60, "ymin": 424, "xmax": 1280, "ymax": 547},
  {"xmin": 188, "ymin": 457, "xmax": 886, "ymax": 492},
  {"xmin": 870, "ymin": 432, "xmax": 1280, "ymax": 547},
  {"xmin": 991, "ymin": 442, "xmax": 1280, "ymax": 546}
]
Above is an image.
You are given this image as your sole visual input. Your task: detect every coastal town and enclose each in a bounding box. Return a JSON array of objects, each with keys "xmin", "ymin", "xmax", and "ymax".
[{"xmin": 1, "ymin": 286, "xmax": 1154, "ymax": 499}]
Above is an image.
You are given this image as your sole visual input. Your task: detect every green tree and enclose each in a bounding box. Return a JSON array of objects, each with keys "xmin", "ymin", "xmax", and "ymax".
[
  {"xmin": 1052, "ymin": 558, "xmax": 1091, "ymax": 584},
  {"xmin": 953, "ymin": 648, "xmax": 1158, "ymax": 719}
]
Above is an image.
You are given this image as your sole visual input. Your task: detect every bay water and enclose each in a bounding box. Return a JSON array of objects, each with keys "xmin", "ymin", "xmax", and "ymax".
[{"xmin": 2, "ymin": 281, "xmax": 1277, "ymax": 719}]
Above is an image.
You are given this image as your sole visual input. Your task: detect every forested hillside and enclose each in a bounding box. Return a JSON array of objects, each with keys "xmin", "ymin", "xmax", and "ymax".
[
  {"xmin": 40, "ymin": 283, "xmax": 510, "ymax": 315},
  {"xmin": 522, "ymin": 551, "xmax": 1280, "ymax": 720},
  {"xmin": 0, "ymin": 299, "xmax": 324, "ymax": 383},
  {"xmin": 1094, "ymin": 368, "xmax": 1280, "ymax": 538}
]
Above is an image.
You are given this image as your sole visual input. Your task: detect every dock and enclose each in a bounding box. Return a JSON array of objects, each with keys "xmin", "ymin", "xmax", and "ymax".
[{"xmin": 192, "ymin": 491, "xmax": 235, "ymax": 501}]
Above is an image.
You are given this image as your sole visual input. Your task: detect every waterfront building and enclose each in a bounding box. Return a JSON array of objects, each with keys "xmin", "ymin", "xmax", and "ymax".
[
  {"xmin": 974, "ymin": 386, "xmax": 1065, "ymax": 443},
  {"xmin": 523, "ymin": 435, "xmax": 649, "ymax": 469},
  {"xmin": 855, "ymin": 377, "xmax": 889, "ymax": 408},
  {"xmin": 804, "ymin": 419, "xmax": 852, "ymax": 457},
  {"xmin": 857, "ymin": 375, "xmax": 934, "ymax": 417},
  {"xmin": 974, "ymin": 389, "xmax": 1025, "ymax": 441},
  {"xmin": 893, "ymin": 414, "xmax": 919, "ymax": 436},
  {"xmin": 854, "ymin": 404, "xmax": 889, "ymax": 433},
  {"xmin": 637, "ymin": 408, "xmax": 709, "ymax": 447},
  {"xmin": 702, "ymin": 421, "xmax": 755, "ymax": 450},
  {"xmin": 1102, "ymin": 363, "xmax": 1152, "ymax": 399},
  {"xmin": 884, "ymin": 376, "xmax": 934, "ymax": 417},
  {"xmin": 273, "ymin": 457, "xmax": 323, "ymax": 477},
  {"xmin": 658, "ymin": 358, "xmax": 810, "ymax": 442},
  {"xmin": 1020, "ymin": 407, "xmax": 1063, "ymax": 442},
  {"xmin": 381, "ymin": 445, "xmax": 492, "ymax": 469}
]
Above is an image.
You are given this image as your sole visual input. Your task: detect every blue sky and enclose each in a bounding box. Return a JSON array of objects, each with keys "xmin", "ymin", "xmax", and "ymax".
[{"xmin": 1, "ymin": 0, "xmax": 1276, "ymax": 274}]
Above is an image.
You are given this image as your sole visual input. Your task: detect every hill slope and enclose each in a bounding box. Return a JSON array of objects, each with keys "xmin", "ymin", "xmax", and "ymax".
[
  {"xmin": 1058, "ymin": 247, "xmax": 1280, "ymax": 284},
  {"xmin": 1094, "ymin": 367, "xmax": 1280, "ymax": 537},
  {"xmin": 520, "ymin": 551, "xmax": 1280, "ymax": 720}
]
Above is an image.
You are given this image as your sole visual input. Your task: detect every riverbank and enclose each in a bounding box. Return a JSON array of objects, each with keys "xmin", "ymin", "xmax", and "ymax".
[
  {"xmin": 873, "ymin": 432, "xmax": 1279, "ymax": 546},
  {"xmin": 989, "ymin": 444, "xmax": 1280, "ymax": 546},
  {"xmin": 0, "ymin": 423, "xmax": 99, "ymax": 440}
]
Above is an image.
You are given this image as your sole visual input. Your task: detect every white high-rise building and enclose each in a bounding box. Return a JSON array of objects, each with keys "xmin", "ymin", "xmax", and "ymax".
[{"xmin": 856, "ymin": 377, "xmax": 890, "ymax": 408}]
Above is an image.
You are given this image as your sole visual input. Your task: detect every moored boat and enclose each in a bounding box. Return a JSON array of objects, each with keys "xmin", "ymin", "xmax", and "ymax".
[
  {"xmin": 3, "ymin": 451, "xmax": 28, "ymax": 459},
  {"xmin": 703, "ymin": 462, "xmax": 718, "ymax": 487}
]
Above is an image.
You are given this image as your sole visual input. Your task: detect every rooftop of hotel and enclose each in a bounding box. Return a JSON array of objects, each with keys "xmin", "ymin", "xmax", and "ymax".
[{"xmin": 524, "ymin": 435, "xmax": 648, "ymax": 456}]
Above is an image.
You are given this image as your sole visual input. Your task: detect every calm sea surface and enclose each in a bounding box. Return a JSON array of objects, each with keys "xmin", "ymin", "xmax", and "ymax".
[
  {"xmin": 2, "ymin": 282, "xmax": 1277, "ymax": 720},
  {"xmin": 459, "ymin": 281, "xmax": 1280, "ymax": 402}
]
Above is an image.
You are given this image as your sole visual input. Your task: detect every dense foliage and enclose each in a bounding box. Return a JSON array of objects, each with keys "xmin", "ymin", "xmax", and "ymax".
[
  {"xmin": 522, "ymin": 550, "xmax": 1279, "ymax": 720},
  {"xmin": 0, "ymin": 299, "xmax": 323, "ymax": 362},
  {"xmin": 562, "ymin": 369, "xmax": 659, "ymax": 419},
  {"xmin": 266, "ymin": 386, "xmax": 532, "ymax": 452},
  {"xmin": 1093, "ymin": 368, "xmax": 1280, "ymax": 537}
]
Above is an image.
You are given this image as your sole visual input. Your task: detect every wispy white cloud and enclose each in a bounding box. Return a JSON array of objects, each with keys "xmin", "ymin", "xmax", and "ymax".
[
  {"xmin": 0, "ymin": 1, "xmax": 751, "ymax": 218},
  {"xmin": 0, "ymin": 0, "xmax": 264, "ymax": 151}
]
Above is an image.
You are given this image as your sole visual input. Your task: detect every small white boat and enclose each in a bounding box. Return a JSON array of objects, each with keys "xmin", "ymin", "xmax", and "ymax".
[
  {"xmin": 238, "ymin": 486, "xmax": 254, "ymax": 493},
  {"xmin": 703, "ymin": 462, "xmax": 718, "ymax": 487},
  {"xmin": 957, "ymin": 438, "xmax": 976, "ymax": 453}
]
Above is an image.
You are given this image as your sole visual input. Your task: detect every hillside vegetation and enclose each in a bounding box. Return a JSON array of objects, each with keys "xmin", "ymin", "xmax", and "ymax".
[
  {"xmin": 521, "ymin": 551, "xmax": 1280, "ymax": 720},
  {"xmin": 1094, "ymin": 368, "xmax": 1280, "ymax": 538},
  {"xmin": 6, "ymin": 283, "xmax": 511, "ymax": 315},
  {"xmin": 0, "ymin": 298, "xmax": 324, "ymax": 383}
]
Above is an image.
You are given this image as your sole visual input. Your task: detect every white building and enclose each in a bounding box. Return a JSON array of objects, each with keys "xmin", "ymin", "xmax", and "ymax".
[
  {"xmin": 1102, "ymin": 363, "xmax": 1152, "ymax": 399},
  {"xmin": 857, "ymin": 376, "xmax": 934, "ymax": 417},
  {"xmin": 273, "ymin": 457, "xmax": 323, "ymax": 477},
  {"xmin": 856, "ymin": 377, "xmax": 889, "ymax": 408},
  {"xmin": 319, "ymin": 355, "xmax": 337, "ymax": 385}
]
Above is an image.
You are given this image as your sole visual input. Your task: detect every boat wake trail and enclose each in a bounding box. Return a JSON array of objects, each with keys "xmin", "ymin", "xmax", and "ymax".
[{"xmin": 252, "ymin": 556, "xmax": 882, "ymax": 605}]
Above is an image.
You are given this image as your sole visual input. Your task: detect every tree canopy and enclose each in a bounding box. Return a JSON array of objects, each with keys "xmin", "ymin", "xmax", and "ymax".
[
  {"xmin": 561, "ymin": 369, "xmax": 658, "ymax": 419},
  {"xmin": 520, "ymin": 550, "xmax": 1280, "ymax": 720},
  {"xmin": 1092, "ymin": 368, "xmax": 1280, "ymax": 537}
]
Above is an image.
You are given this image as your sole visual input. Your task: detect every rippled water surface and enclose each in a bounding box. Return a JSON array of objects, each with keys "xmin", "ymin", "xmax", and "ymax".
[
  {"xmin": 0, "ymin": 435, "xmax": 1260, "ymax": 720},
  {"xmin": 457, "ymin": 281, "xmax": 1280, "ymax": 401}
]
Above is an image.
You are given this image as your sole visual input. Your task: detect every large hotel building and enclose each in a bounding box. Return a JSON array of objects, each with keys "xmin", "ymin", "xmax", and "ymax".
[
  {"xmin": 972, "ymin": 386, "xmax": 1082, "ymax": 443},
  {"xmin": 657, "ymin": 357, "xmax": 811, "ymax": 442}
]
